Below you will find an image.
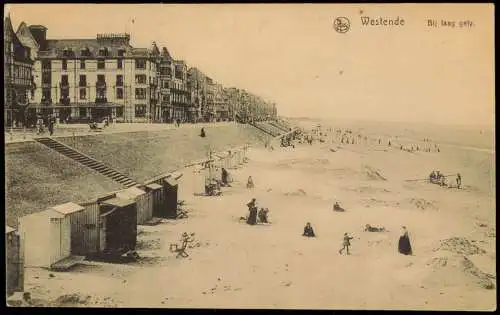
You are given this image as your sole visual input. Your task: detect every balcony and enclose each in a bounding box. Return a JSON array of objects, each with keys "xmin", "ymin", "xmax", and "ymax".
[
  {"xmin": 41, "ymin": 98, "xmax": 53, "ymax": 105},
  {"xmin": 59, "ymin": 97, "xmax": 70, "ymax": 105},
  {"xmin": 95, "ymin": 97, "xmax": 108, "ymax": 104}
]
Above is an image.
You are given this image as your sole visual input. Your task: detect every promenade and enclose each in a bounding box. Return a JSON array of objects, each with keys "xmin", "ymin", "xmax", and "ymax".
[{"xmin": 4, "ymin": 121, "xmax": 236, "ymax": 143}]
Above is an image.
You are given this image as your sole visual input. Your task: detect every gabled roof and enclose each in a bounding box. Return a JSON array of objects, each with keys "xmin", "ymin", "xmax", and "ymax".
[
  {"xmin": 16, "ymin": 21, "xmax": 40, "ymax": 49},
  {"xmin": 6, "ymin": 226, "xmax": 16, "ymax": 234}
]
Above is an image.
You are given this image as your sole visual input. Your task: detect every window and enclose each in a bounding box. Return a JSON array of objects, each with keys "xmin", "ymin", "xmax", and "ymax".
[
  {"xmin": 97, "ymin": 75, "xmax": 105, "ymax": 83},
  {"xmin": 175, "ymin": 67, "xmax": 183, "ymax": 79},
  {"xmin": 42, "ymin": 89, "xmax": 51, "ymax": 101},
  {"xmin": 135, "ymin": 75, "xmax": 146, "ymax": 84},
  {"xmin": 118, "ymin": 49, "xmax": 125, "ymax": 57},
  {"xmin": 81, "ymin": 48, "xmax": 90, "ymax": 57},
  {"xmin": 79, "ymin": 75, "xmax": 86, "ymax": 86},
  {"xmin": 62, "ymin": 59, "xmax": 67, "ymax": 70},
  {"xmin": 63, "ymin": 49, "xmax": 73, "ymax": 58},
  {"xmin": 79, "ymin": 108, "xmax": 86, "ymax": 117},
  {"xmin": 41, "ymin": 72, "xmax": 50, "ymax": 84},
  {"xmin": 80, "ymin": 60, "xmax": 85, "ymax": 69},
  {"xmin": 97, "ymin": 59, "xmax": 105, "ymax": 69},
  {"xmin": 135, "ymin": 88, "xmax": 146, "ymax": 99},
  {"xmin": 80, "ymin": 88, "xmax": 87, "ymax": 100},
  {"xmin": 117, "ymin": 59, "xmax": 122, "ymax": 69},
  {"xmin": 116, "ymin": 88, "xmax": 124, "ymax": 99},
  {"xmin": 61, "ymin": 75, "xmax": 69, "ymax": 85},
  {"xmin": 99, "ymin": 47, "xmax": 108, "ymax": 57},
  {"xmin": 116, "ymin": 107, "xmax": 123, "ymax": 117},
  {"xmin": 135, "ymin": 59, "xmax": 146, "ymax": 69},
  {"xmin": 42, "ymin": 60, "xmax": 51, "ymax": 69},
  {"xmin": 135, "ymin": 104, "xmax": 147, "ymax": 117},
  {"xmin": 116, "ymin": 75, "xmax": 123, "ymax": 86},
  {"xmin": 163, "ymin": 81, "xmax": 169, "ymax": 89}
]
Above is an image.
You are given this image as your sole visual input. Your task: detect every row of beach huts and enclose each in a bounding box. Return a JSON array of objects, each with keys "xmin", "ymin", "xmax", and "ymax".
[{"xmin": 6, "ymin": 145, "xmax": 249, "ymax": 296}]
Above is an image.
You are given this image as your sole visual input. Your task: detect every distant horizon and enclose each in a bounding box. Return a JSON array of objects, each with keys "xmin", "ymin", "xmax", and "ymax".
[{"xmin": 283, "ymin": 115, "xmax": 495, "ymax": 130}]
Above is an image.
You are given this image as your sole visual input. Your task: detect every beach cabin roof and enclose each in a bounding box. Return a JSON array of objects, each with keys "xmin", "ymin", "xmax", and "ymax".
[
  {"xmin": 119, "ymin": 187, "xmax": 146, "ymax": 198},
  {"xmin": 6, "ymin": 226, "xmax": 15, "ymax": 234},
  {"xmin": 51, "ymin": 202, "xmax": 85, "ymax": 215},
  {"xmin": 164, "ymin": 177, "xmax": 178, "ymax": 187},
  {"xmin": 145, "ymin": 183, "xmax": 162, "ymax": 190},
  {"xmin": 24, "ymin": 209, "xmax": 66, "ymax": 220},
  {"xmin": 170, "ymin": 171, "xmax": 183, "ymax": 180},
  {"xmin": 101, "ymin": 197, "xmax": 135, "ymax": 208}
]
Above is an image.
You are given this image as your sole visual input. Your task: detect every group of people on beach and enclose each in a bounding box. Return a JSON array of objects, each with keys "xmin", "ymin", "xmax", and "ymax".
[
  {"xmin": 301, "ymin": 221, "xmax": 412, "ymax": 256},
  {"xmin": 244, "ymin": 198, "xmax": 270, "ymax": 225}
]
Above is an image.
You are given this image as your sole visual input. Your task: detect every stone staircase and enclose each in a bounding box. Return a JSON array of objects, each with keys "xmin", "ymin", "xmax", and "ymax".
[
  {"xmin": 269, "ymin": 121, "xmax": 290, "ymax": 133},
  {"xmin": 35, "ymin": 137, "xmax": 138, "ymax": 188}
]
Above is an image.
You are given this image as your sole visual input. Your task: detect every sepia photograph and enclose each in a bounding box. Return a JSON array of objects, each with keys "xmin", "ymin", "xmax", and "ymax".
[{"xmin": 4, "ymin": 3, "xmax": 495, "ymax": 310}]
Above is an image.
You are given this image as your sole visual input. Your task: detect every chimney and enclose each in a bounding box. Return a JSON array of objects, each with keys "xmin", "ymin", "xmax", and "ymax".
[{"xmin": 28, "ymin": 25, "xmax": 48, "ymax": 50}]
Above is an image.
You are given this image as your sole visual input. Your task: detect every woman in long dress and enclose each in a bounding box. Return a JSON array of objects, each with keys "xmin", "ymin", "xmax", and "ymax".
[{"xmin": 398, "ymin": 226, "xmax": 413, "ymax": 255}]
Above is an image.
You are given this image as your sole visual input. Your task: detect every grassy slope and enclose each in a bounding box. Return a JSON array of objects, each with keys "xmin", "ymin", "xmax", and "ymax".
[
  {"xmin": 57, "ymin": 124, "xmax": 268, "ymax": 183},
  {"xmin": 5, "ymin": 142, "xmax": 125, "ymax": 228}
]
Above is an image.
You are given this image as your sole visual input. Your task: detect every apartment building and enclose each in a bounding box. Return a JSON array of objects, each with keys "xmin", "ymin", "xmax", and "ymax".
[
  {"xmin": 172, "ymin": 60, "xmax": 189, "ymax": 122},
  {"xmin": 214, "ymin": 83, "xmax": 229, "ymax": 121},
  {"xmin": 187, "ymin": 67, "xmax": 207, "ymax": 122},
  {"xmin": 157, "ymin": 46, "xmax": 174, "ymax": 122},
  {"xmin": 4, "ymin": 15, "xmax": 34, "ymax": 127},
  {"xmin": 28, "ymin": 29, "xmax": 158, "ymax": 123}
]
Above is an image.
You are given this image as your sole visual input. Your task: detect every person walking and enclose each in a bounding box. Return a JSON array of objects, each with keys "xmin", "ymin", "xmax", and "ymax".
[
  {"xmin": 338, "ymin": 232, "xmax": 354, "ymax": 255},
  {"xmin": 48, "ymin": 115, "xmax": 55, "ymax": 136}
]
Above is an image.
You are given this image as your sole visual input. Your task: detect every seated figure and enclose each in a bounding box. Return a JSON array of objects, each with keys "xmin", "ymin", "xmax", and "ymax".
[{"xmin": 303, "ymin": 222, "xmax": 316, "ymax": 237}]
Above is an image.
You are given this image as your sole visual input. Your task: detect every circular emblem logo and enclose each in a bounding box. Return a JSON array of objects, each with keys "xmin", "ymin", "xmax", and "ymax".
[{"xmin": 334, "ymin": 17, "xmax": 351, "ymax": 34}]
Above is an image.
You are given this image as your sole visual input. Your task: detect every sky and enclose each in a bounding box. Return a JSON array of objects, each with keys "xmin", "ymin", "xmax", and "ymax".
[{"xmin": 5, "ymin": 4, "xmax": 495, "ymax": 127}]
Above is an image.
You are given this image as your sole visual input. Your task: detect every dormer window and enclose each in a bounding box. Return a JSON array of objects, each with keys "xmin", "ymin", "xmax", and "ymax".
[
  {"xmin": 81, "ymin": 47, "xmax": 91, "ymax": 57},
  {"xmin": 62, "ymin": 47, "xmax": 73, "ymax": 58},
  {"xmin": 99, "ymin": 47, "xmax": 108, "ymax": 57}
]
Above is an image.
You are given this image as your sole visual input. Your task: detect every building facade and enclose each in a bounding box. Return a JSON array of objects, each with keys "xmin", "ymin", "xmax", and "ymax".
[
  {"xmin": 187, "ymin": 67, "xmax": 207, "ymax": 122},
  {"xmin": 157, "ymin": 46, "xmax": 174, "ymax": 123},
  {"xmin": 27, "ymin": 29, "xmax": 158, "ymax": 123},
  {"xmin": 4, "ymin": 16, "xmax": 34, "ymax": 128},
  {"xmin": 172, "ymin": 60, "xmax": 189, "ymax": 122}
]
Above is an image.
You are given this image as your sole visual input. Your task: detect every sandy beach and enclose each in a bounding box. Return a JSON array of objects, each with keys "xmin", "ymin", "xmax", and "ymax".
[{"xmin": 13, "ymin": 122, "xmax": 496, "ymax": 310}]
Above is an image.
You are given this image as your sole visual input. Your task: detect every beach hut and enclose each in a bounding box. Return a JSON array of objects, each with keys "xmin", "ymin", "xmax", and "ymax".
[
  {"xmin": 97, "ymin": 196, "xmax": 137, "ymax": 256},
  {"xmin": 19, "ymin": 205, "xmax": 84, "ymax": 269},
  {"xmin": 51, "ymin": 202, "xmax": 100, "ymax": 256},
  {"xmin": 116, "ymin": 187, "xmax": 149, "ymax": 225},
  {"xmin": 144, "ymin": 183, "xmax": 164, "ymax": 219},
  {"xmin": 6, "ymin": 226, "xmax": 24, "ymax": 295},
  {"xmin": 70, "ymin": 201, "xmax": 101, "ymax": 256},
  {"xmin": 162, "ymin": 176, "xmax": 179, "ymax": 219}
]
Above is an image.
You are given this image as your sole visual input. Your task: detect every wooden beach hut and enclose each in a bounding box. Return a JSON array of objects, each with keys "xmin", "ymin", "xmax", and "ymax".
[
  {"xmin": 19, "ymin": 204, "xmax": 85, "ymax": 269},
  {"xmin": 144, "ymin": 183, "xmax": 164, "ymax": 219},
  {"xmin": 116, "ymin": 187, "xmax": 149, "ymax": 225},
  {"xmin": 162, "ymin": 176, "xmax": 179, "ymax": 219},
  {"xmin": 6, "ymin": 226, "xmax": 24, "ymax": 295},
  {"xmin": 97, "ymin": 196, "xmax": 137, "ymax": 256}
]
